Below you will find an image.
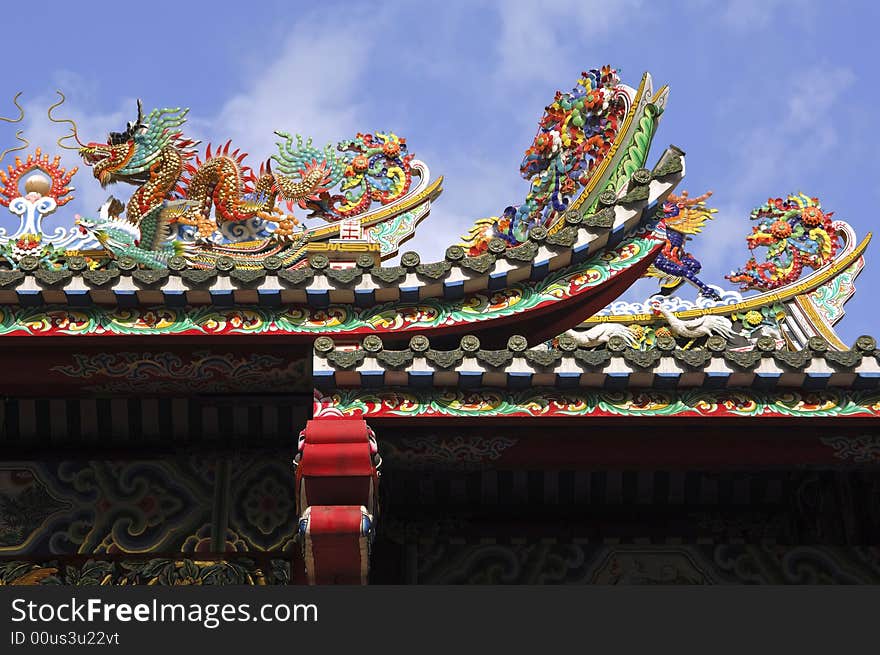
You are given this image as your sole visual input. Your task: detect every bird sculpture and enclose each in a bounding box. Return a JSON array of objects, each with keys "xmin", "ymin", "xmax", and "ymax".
[
  {"xmin": 649, "ymin": 300, "xmax": 736, "ymax": 342},
  {"xmin": 644, "ymin": 190, "xmax": 720, "ymax": 299},
  {"xmin": 563, "ymin": 323, "xmax": 639, "ymax": 348}
]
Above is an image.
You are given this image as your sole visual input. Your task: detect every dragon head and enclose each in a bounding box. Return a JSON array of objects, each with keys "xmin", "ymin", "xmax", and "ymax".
[
  {"xmin": 75, "ymin": 197, "xmax": 139, "ymax": 253},
  {"xmin": 79, "ymin": 100, "xmax": 195, "ymax": 188},
  {"xmin": 662, "ymin": 190, "xmax": 713, "ymax": 222},
  {"xmin": 745, "ymin": 229, "xmax": 781, "ymax": 250},
  {"xmin": 79, "ymin": 100, "xmax": 146, "ymax": 187}
]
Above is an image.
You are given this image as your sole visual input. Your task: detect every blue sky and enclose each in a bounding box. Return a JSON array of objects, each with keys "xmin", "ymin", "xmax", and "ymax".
[{"xmin": 1, "ymin": 0, "xmax": 878, "ymax": 341}]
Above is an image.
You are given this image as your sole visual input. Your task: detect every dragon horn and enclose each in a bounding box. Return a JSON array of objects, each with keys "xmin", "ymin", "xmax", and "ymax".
[
  {"xmin": 689, "ymin": 190, "xmax": 713, "ymax": 204},
  {"xmin": 669, "ymin": 190, "xmax": 713, "ymax": 207}
]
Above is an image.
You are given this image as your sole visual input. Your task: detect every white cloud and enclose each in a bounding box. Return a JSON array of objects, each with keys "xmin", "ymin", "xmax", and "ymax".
[
  {"xmin": 785, "ymin": 67, "xmax": 854, "ymax": 131},
  {"xmin": 717, "ymin": 0, "xmax": 816, "ymax": 31},
  {"xmin": 727, "ymin": 65, "xmax": 854, "ymax": 201},
  {"xmin": 494, "ymin": 0, "xmax": 643, "ymax": 84},
  {"xmin": 402, "ymin": 150, "xmax": 523, "ymax": 261},
  {"xmin": 693, "ymin": 201, "xmax": 759, "ymax": 281},
  {"xmin": 203, "ymin": 18, "xmax": 371, "ymax": 159}
]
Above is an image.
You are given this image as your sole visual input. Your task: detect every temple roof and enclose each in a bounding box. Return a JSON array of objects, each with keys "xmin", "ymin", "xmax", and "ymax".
[
  {"xmin": 313, "ymin": 333, "xmax": 880, "ymax": 392},
  {"xmin": 0, "ymin": 68, "xmax": 870, "ymax": 357},
  {"xmin": 0, "ymin": 149, "xmax": 683, "ymax": 310},
  {"xmin": 310, "ymin": 332, "xmax": 880, "ymax": 422}
]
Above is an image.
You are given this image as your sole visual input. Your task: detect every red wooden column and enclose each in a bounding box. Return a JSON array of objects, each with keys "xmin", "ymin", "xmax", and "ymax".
[{"xmin": 294, "ymin": 419, "xmax": 380, "ymax": 584}]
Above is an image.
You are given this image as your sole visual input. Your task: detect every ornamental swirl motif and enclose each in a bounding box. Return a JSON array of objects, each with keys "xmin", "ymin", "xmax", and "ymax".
[
  {"xmin": 381, "ymin": 435, "xmax": 518, "ymax": 471},
  {"xmin": 50, "ymin": 351, "xmax": 296, "ymax": 386},
  {"xmin": 819, "ymin": 435, "xmax": 880, "ymax": 463},
  {"xmin": 316, "ymin": 388, "xmax": 880, "ymax": 419}
]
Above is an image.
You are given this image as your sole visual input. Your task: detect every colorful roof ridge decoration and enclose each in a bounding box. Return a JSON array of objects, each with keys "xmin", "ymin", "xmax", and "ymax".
[
  {"xmin": 645, "ymin": 190, "xmax": 719, "ymax": 299},
  {"xmin": 69, "ymin": 98, "xmax": 438, "ymax": 269},
  {"xmin": 312, "ymin": 332, "xmax": 879, "ymax": 380},
  {"xmin": 315, "ymin": 387, "xmax": 880, "ymax": 421},
  {"xmin": 582, "ymin": 205, "xmax": 867, "ymax": 351},
  {"xmin": 0, "ymin": 145, "xmax": 686, "ymax": 345},
  {"xmin": 312, "ymin": 333, "xmax": 880, "ymax": 420},
  {"xmin": 459, "ymin": 67, "xmax": 667, "ymax": 255},
  {"xmin": 0, "ymin": 149, "xmax": 76, "ymax": 208},
  {"xmin": 0, "ymin": 146, "xmax": 84, "ymax": 267},
  {"xmin": 727, "ymin": 193, "xmax": 839, "ymax": 291},
  {"xmin": 0, "ymin": 66, "xmax": 869, "ymax": 358},
  {"xmin": 7, "ymin": 65, "xmax": 671, "ymax": 277},
  {"xmin": 0, "ymin": 215, "xmax": 665, "ymax": 341},
  {"xmin": 0, "ymin": 62, "xmax": 877, "ymax": 592}
]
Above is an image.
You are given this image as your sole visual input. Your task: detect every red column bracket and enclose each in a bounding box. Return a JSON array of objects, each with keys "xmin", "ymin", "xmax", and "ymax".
[
  {"xmin": 294, "ymin": 419, "xmax": 380, "ymax": 585},
  {"xmin": 299, "ymin": 506, "xmax": 374, "ymax": 585}
]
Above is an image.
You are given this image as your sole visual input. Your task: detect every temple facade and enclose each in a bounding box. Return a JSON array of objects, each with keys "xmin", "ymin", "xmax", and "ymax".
[{"xmin": 0, "ymin": 68, "xmax": 878, "ymax": 585}]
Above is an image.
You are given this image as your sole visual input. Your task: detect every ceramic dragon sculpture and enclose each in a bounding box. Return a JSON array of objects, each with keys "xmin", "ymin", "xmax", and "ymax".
[
  {"xmin": 75, "ymin": 101, "xmax": 416, "ymax": 268},
  {"xmin": 75, "ymin": 198, "xmax": 190, "ymax": 269},
  {"xmin": 78, "ymin": 103, "xmax": 278, "ymax": 236},
  {"xmin": 726, "ymin": 193, "xmax": 839, "ymax": 291}
]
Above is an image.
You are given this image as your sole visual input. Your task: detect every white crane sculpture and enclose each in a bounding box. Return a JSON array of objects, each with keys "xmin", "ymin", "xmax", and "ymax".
[
  {"xmin": 649, "ymin": 299, "xmax": 736, "ymax": 345},
  {"xmin": 562, "ymin": 323, "xmax": 639, "ymax": 348}
]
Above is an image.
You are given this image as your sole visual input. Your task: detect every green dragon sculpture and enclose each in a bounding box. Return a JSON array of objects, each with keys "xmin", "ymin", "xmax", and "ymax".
[{"xmin": 75, "ymin": 198, "xmax": 189, "ymax": 269}]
